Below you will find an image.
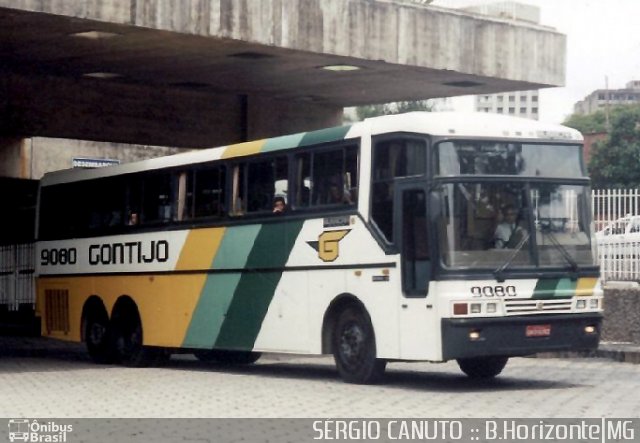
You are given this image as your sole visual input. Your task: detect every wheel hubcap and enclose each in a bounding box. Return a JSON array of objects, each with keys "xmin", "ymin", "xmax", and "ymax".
[
  {"xmin": 88, "ymin": 322, "xmax": 105, "ymax": 345},
  {"xmin": 340, "ymin": 323, "xmax": 364, "ymax": 365}
]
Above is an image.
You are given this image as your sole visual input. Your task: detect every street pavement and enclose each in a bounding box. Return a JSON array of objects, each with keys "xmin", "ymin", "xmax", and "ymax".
[{"xmin": 1, "ymin": 336, "xmax": 639, "ymax": 419}]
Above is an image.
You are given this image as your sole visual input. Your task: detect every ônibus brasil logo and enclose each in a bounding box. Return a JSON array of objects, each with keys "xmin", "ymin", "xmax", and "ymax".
[{"xmin": 8, "ymin": 419, "xmax": 73, "ymax": 442}]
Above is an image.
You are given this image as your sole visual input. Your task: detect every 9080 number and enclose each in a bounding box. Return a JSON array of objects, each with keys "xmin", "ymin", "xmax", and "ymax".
[
  {"xmin": 40, "ymin": 248, "xmax": 77, "ymax": 266},
  {"xmin": 470, "ymin": 285, "xmax": 517, "ymax": 298}
]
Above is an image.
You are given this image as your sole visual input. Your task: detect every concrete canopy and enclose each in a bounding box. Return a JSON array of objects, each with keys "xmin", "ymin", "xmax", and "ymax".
[{"xmin": 0, "ymin": 0, "xmax": 566, "ymax": 147}]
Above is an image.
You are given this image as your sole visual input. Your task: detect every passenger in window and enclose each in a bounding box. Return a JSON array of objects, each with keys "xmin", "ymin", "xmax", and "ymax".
[
  {"xmin": 328, "ymin": 179, "xmax": 353, "ymax": 205},
  {"xmin": 272, "ymin": 196, "xmax": 286, "ymax": 214},
  {"xmin": 127, "ymin": 212, "xmax": 139, "ymax": 226}
]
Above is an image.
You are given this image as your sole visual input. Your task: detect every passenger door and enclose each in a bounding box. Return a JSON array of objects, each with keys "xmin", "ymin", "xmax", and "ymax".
[{"xmin": 395, "ymin": 184, "xmax": 431, "ymax": 297}]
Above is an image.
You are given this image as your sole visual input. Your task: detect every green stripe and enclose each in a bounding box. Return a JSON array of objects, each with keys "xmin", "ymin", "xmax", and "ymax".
[
  {"xmin": 532, "ymin": 278, "xmax": 575, "ymax": 299},
  {"xmin": 182, "ymin": 225, "xmax": 261, "ymax": 348},
  {"xmin": 532, "ymin": 279, "xmax": 559, "ymax": 299},
  {"xmin": 261, "ymin": 133, "xmax": 305, "ymax": 153},
  {"xmin": 554, "ymin": 278, "xmax": 577, "ymax": 298},
  {"xmin": 299, "ymin": 125, "xmax": 352, "ymax": 147},
  {"xmin": 214, "ymin": 220, "xmax": 304, "ymax": 350},
  {"xmin": 181, "ymin": 273, "xmax": 242, "ymax": 349},
  {"xmin": 260, "ymin": 125, "xmax": 352, "ymax": 154},
  {"xmin": 213, "ymin": 225, "xmax": 262, "ymax": 269}
]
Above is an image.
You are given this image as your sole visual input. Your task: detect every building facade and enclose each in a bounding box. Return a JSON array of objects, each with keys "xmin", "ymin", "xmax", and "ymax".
[
  {"xmin": 463, "ymin": 2, "xmax": 542, "ymax": 120},
  {"xmin": 475, "ymin": 90, "xmax": 540, "ymax": 120},
  {"xmin": 574, "ymin": 81, "xmax": 640, "ymax": 115}
]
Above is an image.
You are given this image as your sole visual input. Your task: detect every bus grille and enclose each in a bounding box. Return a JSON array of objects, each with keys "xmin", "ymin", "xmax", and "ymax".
[
  {"xmin": 504, "ymin": 299, "xmax": 573, "ymax": 315},
  {"xmin": 45, "ymin": 289, "xmax": 70, "ymax": 334}
]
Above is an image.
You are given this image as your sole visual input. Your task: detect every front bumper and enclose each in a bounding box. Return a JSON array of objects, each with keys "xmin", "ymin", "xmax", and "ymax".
[{"xmin": 441, "ymin": 313, "xmax": 603, "ymax": 360}]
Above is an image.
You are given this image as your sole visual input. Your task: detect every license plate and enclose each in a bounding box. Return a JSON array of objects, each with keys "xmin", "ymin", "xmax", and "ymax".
[{"xmin": 526, "ymin": 324, "xmax": 551, "ymax": 337}]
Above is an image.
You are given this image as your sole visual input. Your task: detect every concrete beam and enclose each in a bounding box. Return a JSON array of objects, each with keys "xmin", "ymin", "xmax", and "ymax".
[{"xmin": 0, "ymin": 0, "xmax": 566, "ymax": 147}]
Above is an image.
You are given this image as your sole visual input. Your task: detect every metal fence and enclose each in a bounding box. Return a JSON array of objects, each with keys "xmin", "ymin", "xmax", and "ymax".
[
  {"xmin": 0, "ymin": 243, "xmax": 35, "ymax": 311},
  {"xmin": 592, "ymin": 189, "xmax": 640, "ymax": 282}
]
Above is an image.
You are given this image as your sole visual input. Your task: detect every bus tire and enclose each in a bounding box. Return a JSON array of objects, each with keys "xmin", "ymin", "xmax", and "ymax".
[
  {"xmin": 83, "ymin": 309, "xmax": 115, "ymax": 364},
  {"xmin": 457, "ymin": 356, "xmax": 509, "ymax": 379},
  {"xmin": 194, "ymin": 349, "xmax": 261, "ymax": 365},
  {"xmin": 111, "ymin": 306, "xmax": 161, "ymax": 368},
  {"xmin": 332, "ymin": 307, "xmax": 386, "ymax": 384}
]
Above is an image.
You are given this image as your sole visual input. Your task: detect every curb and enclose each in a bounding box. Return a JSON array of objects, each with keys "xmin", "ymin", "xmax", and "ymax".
[{"xmin": 536, "ymin": 342, "xmax": 640, "ymax": 364}]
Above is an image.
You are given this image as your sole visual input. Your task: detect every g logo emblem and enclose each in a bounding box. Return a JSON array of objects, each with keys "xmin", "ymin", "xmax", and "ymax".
[{"xmin": 308, "ymin": 230, "xmax": 350, "ymax": 262}]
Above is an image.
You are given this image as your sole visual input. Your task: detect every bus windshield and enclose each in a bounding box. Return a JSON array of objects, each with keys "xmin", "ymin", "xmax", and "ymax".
[
  {"xmin": 437, "ymin": 141, "xmax": 585, "ymax": 177},
  {"xmin": 434, "ymin": 182, "xmax": 595, "ymax": 270}
]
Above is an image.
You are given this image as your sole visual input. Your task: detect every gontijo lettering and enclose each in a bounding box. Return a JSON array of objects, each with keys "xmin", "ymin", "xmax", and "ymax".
[{"xmin": 89, "ymin": 240, "xmax": 169, "ymax": 265}]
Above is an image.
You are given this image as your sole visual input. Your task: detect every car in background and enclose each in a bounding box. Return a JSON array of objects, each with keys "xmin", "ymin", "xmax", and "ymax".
[{"xmin": 595, "ymin": 214, "xmax": 640, "ymax": 244}]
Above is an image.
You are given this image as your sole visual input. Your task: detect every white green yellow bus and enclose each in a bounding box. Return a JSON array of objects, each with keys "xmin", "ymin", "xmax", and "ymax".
[{"xmin": 35, "ymin": 112, "xmax": 602, "ymax": 384}]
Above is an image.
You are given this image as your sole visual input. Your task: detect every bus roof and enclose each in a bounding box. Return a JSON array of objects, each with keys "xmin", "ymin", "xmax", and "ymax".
[{"xmin": 41, "ymin": 111, "xmax": 582, "ymax": 187}]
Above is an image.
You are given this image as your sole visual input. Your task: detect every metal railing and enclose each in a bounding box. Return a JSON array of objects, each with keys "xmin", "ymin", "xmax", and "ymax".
[
  {"xmin": 0, "ymin": 243, "xmax": 35, "ymax": 310},
  {"xmin": 592, "ymin": 189, "xmax": 640, "ymax": 282}
]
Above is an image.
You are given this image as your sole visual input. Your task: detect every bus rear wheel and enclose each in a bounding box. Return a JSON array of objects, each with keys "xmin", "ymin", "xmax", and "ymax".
[
  {"xmin": 84, "ymin": 310, "xmax": 114, "ymax": 364},
  {"xmin": 194, "ymin": 349, "xmax": 261, "ymax": 365},
  {"xmin": 332, "ymin": 307, "xmax": 386, "ymax": 384},
  {"xmin": 457, "ymin": 356, "xmax": 509, "ymax": 379},
  {"xmin": 111, "ymin": 307, "xmax": 163, "ymax": 367}
]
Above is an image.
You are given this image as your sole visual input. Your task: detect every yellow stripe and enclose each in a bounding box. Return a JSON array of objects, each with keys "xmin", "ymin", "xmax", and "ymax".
[
  {"xmin": 39, "ymin": 275, "xmax": 210, "ymax": 347},
  {"xmin": 38, "ymin": 228, "xmax": 229, "ymax": 347},
  {"xmin": 221, "ymin": 140, "xmax": 265, "ymax": 159},
  {"xmin": 176, "ymin": 227, "xmax": 225, "ymax": 271},
  {"xmin": 575, "ymin": 277, "xmax": 598, "ymax": 296}
]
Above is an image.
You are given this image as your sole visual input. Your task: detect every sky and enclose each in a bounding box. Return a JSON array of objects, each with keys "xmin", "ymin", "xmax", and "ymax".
[{"xmin": 430, "ymin": 0, "xmax": 640, "ymax": 124}]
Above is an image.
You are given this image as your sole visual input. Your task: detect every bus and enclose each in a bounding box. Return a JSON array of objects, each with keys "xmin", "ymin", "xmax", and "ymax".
[{"xmin": 35, "ymin": 112, "xmax": 603, "ymax": 384}]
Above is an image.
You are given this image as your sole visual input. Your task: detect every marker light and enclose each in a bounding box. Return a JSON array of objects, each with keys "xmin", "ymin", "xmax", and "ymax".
[{"xmin": 453, "ymin": 303, "xmax": 468, "ymax": 315}]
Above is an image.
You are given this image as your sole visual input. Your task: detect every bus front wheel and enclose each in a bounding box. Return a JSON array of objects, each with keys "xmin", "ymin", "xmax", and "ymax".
[
  {"xmin": 332, "ymin": 307, "xmax": 386, "ymax": 384},
  {"xmin": 457, "ymin": 356, "xmax": 509, "ymax": 379}
]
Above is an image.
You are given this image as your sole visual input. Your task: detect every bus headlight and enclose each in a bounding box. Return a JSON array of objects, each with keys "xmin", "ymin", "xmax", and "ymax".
[
  {"xmin": 486, "ymin": 303, "xmax": 497, "ymax": 314},
  {"xmin": 470, "ymin": 303, "xmax": 482, "ymax": 314},
  {"xmin": 590, "ymin": 299, "xmax": 599, "ymax": 309},
  {"xmin": 576, "ymin": 299, "xmax": 586, "ymax": 309}
]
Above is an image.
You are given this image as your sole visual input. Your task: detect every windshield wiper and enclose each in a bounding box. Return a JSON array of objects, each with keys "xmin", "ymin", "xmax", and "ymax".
[
  {"xmin": 493, "ymin": 231, "xmax": 530, "ymax": 282},
  {"xmin": 544, "ymin": 230, "xmax": 579, "ymax": 278}
]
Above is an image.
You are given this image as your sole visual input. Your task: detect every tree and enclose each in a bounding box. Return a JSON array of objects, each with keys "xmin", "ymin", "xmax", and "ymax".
[
  {"xmin": 567, "ymin": 104, "xmax": 640, "ymax": 188},
  {"xmin": 563, "ymin": 111, "xmax": 608, "ymax": 134},
  {"xmin": 355, "ymin": 99, "xmax": 434, "ymax": 121}
]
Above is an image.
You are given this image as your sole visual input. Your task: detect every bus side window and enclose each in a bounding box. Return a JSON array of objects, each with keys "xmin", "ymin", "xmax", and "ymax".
[
  {"xmin": 371, "ymin": 138, "xmax": 426, "ymax": 243},
  {"xmin": 141, "ymin": 172, "xmax": 173, "ymax": 224},
  {"xmin": 243, "ymin": 156, "xmax": 288, "ymax": 214},
  {"xmin": 194, "ymin": 165, "xmax": 226, "ymax": 219},
  {"xmin": 293, "ymin": 145, "xmax": 358, "ymax": 209}
]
